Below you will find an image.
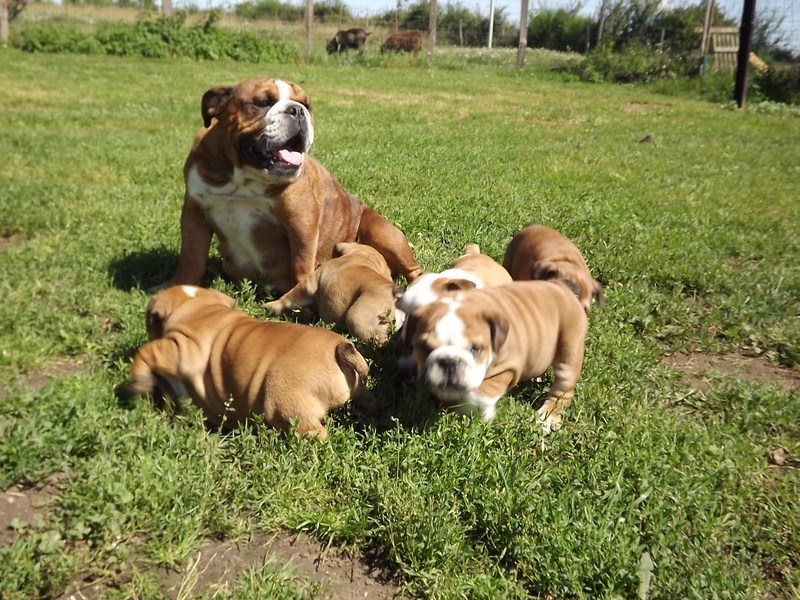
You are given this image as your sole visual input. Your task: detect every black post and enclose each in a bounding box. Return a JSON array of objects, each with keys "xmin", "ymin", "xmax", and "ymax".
[{"xmin": 734, "ymin": 0, "xmax": 756, "ymax": 109}]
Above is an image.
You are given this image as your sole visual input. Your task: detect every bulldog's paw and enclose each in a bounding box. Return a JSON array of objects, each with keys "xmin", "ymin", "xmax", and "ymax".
[
  {"xmin": 263, "ymin": 300, "xmax": 285, "ymax": 316},
  {"xmin": 538, "ymin": 411, "xmax": 563, "ymax": 435}
]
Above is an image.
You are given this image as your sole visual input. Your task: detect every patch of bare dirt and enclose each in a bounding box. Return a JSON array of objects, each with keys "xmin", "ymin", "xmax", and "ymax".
[
  {"xmin": 60, "ymin": 531, "xmax": 403, "ymax": 600},
  {"xmin": 0, "ymin": 358, "xmax": 84, "ymax": 400},
  {"xmin": 0, "ymin": 234, "xmax": 16, "ymax": 251},
  {"xmin": 0, "ymin": 477, "xmax": 62, "ymax": 547},
  {"xmin": 663, "ymin": 351, "xmax": 800, "ymax": 391}
]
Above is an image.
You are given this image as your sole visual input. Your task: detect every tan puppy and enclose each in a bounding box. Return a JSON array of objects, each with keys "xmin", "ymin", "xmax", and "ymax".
[
  {"xmin": 264, "ymin": 242, "xmax": 403, "ymax": 346},
  {"xmin": 126, "ymin": 285, "xmax": 375, "ymax": 441},
  {"xmin": 405, "ymin": 281, "xmax": 587, "ymax": 432},
  {"xmin": 502, "ymin": 224, "xmax": 604, "ymax": 314},
  {"xmin": 166, "ymin": 77, "xmax": 421, "ymax": 294},
  {"xmin": 397, "ymin": 244, "xmax": 512, "ymax": 316}
]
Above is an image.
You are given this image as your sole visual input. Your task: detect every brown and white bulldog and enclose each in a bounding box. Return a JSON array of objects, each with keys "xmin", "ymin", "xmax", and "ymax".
[
  {"xmin": 502, "ymin": 224, "xmax": 604, "ymax": 314},
  {"xmin": 125, "ymin": 285, "xmax": 375, "ymax": 441},
  {"xmin": 265, "ymin": 242, "xmax": 404, "ymax": 346},
  {"xmin": 404, "ymin": 281, "xmax": 588, "ymax": 432},
  {"xmin": 168, "ymin": 77, "xmax": 421, "ymax": 294},
  {"xmin": 397, "ymin": 244, "xmax": 512, "ymax": 316}
]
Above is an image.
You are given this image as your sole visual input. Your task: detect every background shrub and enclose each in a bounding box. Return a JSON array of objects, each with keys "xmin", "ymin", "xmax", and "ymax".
[
  {"xmin": 12, "ymin": 11, "xmax": 297, "ymax": 63},
  {"xmin": 574, "ymin": 43, "xmax": 699, "ymax": 83},
  {"xmin": 756, "ymin": 62, "xmax": 800, "ymax": 105}
]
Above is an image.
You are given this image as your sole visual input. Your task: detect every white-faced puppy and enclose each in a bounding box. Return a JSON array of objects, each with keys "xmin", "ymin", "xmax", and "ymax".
[
  {"xmin": 264, "ymin": 242, "xmax": 404, "ymax": 346},
  {"xmin": 397, "ymin": 243, "xmax": 512, "ymax": 316},
  {"xmin": 126, "ymin": 285, "xmax": 375, "ymax": 441},
  {"xmin": 405, "ymin": 281, "xmax": 588, "ymax": 432},
  {"xmin": 502, "ymin": 224, "xmax": 603, "ymax": 314},
  {"xmin": 167, "ymin": 77, "xmax": 421, "ymax": 294}
]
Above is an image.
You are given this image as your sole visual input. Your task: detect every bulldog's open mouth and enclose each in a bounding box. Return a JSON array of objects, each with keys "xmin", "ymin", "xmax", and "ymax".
[{"xmin": 240, "ymin": 132, "xmax": 306, "ymax": 172}]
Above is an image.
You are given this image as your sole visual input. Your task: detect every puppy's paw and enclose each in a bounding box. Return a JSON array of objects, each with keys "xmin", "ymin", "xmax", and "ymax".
[
  {"xmin": 538, "ymin": 412, "xmax": 562, "ymax": 435},
  {"xmin": 263, "ymin": 300, "xmax": 285, "ymax": 316}
]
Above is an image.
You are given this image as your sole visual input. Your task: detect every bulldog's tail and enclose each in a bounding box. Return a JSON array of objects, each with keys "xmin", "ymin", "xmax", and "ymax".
[{"xmin": 335, "ymin": 342, "xmax": 376, "ymax": 411}]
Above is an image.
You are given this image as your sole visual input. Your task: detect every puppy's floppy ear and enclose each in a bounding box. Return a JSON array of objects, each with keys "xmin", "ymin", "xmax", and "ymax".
[
  {"xmin": 593, "ymin": 279, "xmax": 606, "ymax": 308},
  {"xmin": 400, "ymin": 310, "xmax": 421, "ymax": 344},
  {"xmin": 560, "ymin": 279, "xmax": 581, "ymax": 297},
  {"xmin": 487, "ymin": 313, "xmax": 509, "ymax": 355},
  {"xmin": 532, "ymin": 261, "xmax": 558, "ymax": 281},
  {"xmin": 433, "ymin": 278, "xmax": 477, "ymax": 295},
  {"xmin": 201, "ymin": 86, "xmax": 234, "ymax": 128},
  {"xmin": 145, "ymin": 293, "xmax": 173, "ymax": 340}
]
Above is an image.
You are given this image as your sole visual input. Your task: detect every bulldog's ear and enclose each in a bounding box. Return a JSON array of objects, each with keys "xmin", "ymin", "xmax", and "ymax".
[
  {"xmin": 433, "ymin": 278, "xmax": 477, "ymax": 294},
  {"xmin": 593, "ymin": 279, "xmax": 606, "ymax": 308},
  {"xmin": 532, "ymin": 261, "xmax": 558, "ymax": 280},
  {"xmin": 487, "ymin": 313, "xmax": 510, "ymax": 355},
  {"xmin": 145, "ymin": 294, "xmax": 172, "ymax": 340},
  {"xmin": 400, "ymin": 310, "xmax": 420, "ymax": 344},
  {"xmin": 201, "ymin": 86, "xmax": 234, "ymax": 128},
  {"xmin": 560, "ymin": 279, "xmax": 581, "ymax": 297}
]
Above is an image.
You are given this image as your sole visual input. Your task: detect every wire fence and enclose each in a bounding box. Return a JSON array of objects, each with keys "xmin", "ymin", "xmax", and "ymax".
[{"xmin": 716, "ymin": 0, "xmax": 800, "ymax": 55}]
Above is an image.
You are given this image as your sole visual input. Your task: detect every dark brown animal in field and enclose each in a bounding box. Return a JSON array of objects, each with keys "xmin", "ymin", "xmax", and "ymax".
[
  {"xmin": 326, "ymin": 28, "xmax": 371, "ymax": 54},
  {"xmin": 381, "ymin": 30, "xmax": 423, "ymax": 54}
]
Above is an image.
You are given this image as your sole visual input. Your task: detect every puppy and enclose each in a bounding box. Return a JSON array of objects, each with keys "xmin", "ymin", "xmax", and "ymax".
[
  {"xmin": 265, "ymin": 242, "xmax": 403, "ymax": 346},
  {"xmin": 405, "ymin": 281, "xmax": 588, "ymax": 432},
  {"xmin": 397, "ymin": 243, "xmax": 512, "ymax": 316},
  {"xmin": 503, "ymin": 224, "xmax": 603, "ymax": 314},
  {"xmin": 126, "ymin": 285, "xmax": 375, "ymax": 441}
]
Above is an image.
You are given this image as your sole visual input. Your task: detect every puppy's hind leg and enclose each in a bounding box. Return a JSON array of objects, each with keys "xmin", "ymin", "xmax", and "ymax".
[{"xmin": 537, "ymin": 339, "xmax": 585, "ymax": 433}]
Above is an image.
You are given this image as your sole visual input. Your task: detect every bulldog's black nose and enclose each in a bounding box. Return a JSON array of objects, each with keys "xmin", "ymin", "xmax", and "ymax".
[
  {"xmin": 436, "ymin": 358, "xmax": 458, "ymax": 378},
  {"xmin": 285, "ymin": 104, "xmax": 303, "ymax": 118}
]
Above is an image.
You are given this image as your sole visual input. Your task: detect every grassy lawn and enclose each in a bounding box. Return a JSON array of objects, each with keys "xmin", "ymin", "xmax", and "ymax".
[{"xmin": 1, "ymin": 45, "xmax": 799, "ymax": 599}]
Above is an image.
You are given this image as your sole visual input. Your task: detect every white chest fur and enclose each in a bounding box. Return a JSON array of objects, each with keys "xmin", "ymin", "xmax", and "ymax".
[{"xmin": 186, "ymin": 165, "xmax": 280, "ymax": 273}]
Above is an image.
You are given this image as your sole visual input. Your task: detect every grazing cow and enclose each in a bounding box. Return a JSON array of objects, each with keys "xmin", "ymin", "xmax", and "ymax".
[
  {"xmin": 326, "ymin": 28, "xmax": 371, "ymax": 54},
  {"xmin": 381, "ymin": 30, "xmax": 423, "ymax": 54}
]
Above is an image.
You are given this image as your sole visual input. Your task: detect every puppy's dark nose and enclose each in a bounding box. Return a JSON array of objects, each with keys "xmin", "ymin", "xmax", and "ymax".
[
  {"xmin": 436, "ymin": 358, "xmax": 458, "ymax": 380},
  {"xmin": 285, "ymin": 104, "xmax": 303, "ymax": 118}
]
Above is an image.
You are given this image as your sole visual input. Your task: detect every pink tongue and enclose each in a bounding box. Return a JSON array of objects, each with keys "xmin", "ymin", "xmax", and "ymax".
[{"xmin": 275, "ymin": 148, "xmax": 304, "ymax": 166}]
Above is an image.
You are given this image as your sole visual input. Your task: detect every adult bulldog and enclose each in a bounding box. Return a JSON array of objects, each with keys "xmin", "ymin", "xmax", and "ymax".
[{"xmin": 168, "ymin": 77, "xmax": 422, "ymax": 293}]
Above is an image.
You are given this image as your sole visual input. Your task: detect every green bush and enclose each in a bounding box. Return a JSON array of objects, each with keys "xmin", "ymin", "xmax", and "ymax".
[
  {"xmin": 756, "ymin": 62, "xmax": 800, "ymax": 105},
  {"xmin": 13, "ymin": 12, "xmax": 298, "ymax": 63},
  {"xmin": 574, "ymin": 43, "xmax": 698, "ymax": 83},
  {"xmin": 14, "ymin": 23, "xmax": 104, "ymax": 54},
  {"xmin": 528, "ymin": 8, "xmax": 596, "ymax": 54}
]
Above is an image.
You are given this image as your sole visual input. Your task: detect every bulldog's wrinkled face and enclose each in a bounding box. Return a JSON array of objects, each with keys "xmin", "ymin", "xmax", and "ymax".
[
  {"xmin": 408, "ymin": 298, "xmax": 498, "ymax": 404},
  {"xmin": 201, "ymin": 78, "xmax": 315, "ymax": 181}
]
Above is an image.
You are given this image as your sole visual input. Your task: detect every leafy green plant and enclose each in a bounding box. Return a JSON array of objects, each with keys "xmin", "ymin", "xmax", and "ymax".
[{"xmin": 12, "ymin": 11, "xmax": 297, "ymax": 63}]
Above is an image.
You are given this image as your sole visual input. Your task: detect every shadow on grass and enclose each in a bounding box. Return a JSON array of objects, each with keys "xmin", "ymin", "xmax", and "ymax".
[
  {"xmin": 108, "ymin": 246, "xmax": 179, "ymax": 291},
  {"xmin": 108, "ymin": 247, "xmax": 227, "ymax": 292}
]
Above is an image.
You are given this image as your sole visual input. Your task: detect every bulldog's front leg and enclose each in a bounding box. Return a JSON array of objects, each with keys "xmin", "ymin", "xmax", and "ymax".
[
  {"xmin": 279, "ymin": 204, "xmax": 321, "ymax": 286},
  {"xmin": 172, "ymin": 198, "xmax": 214, "ymax": 287}
]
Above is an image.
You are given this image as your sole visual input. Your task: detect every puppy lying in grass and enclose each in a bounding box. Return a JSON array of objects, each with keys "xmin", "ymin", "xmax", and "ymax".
[
  {"xmin": 265, "ymin": 242, "xmax": 403, "ymax": 346},
  {"xmin": 126, "ymin": 285, "xmax": 375, "ymax": 440}
]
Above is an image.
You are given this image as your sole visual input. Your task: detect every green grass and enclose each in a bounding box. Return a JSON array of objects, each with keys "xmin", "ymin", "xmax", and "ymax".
[{"xmin": 1, "ymin": 47, "xmax": 799, "ymax": 599}]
